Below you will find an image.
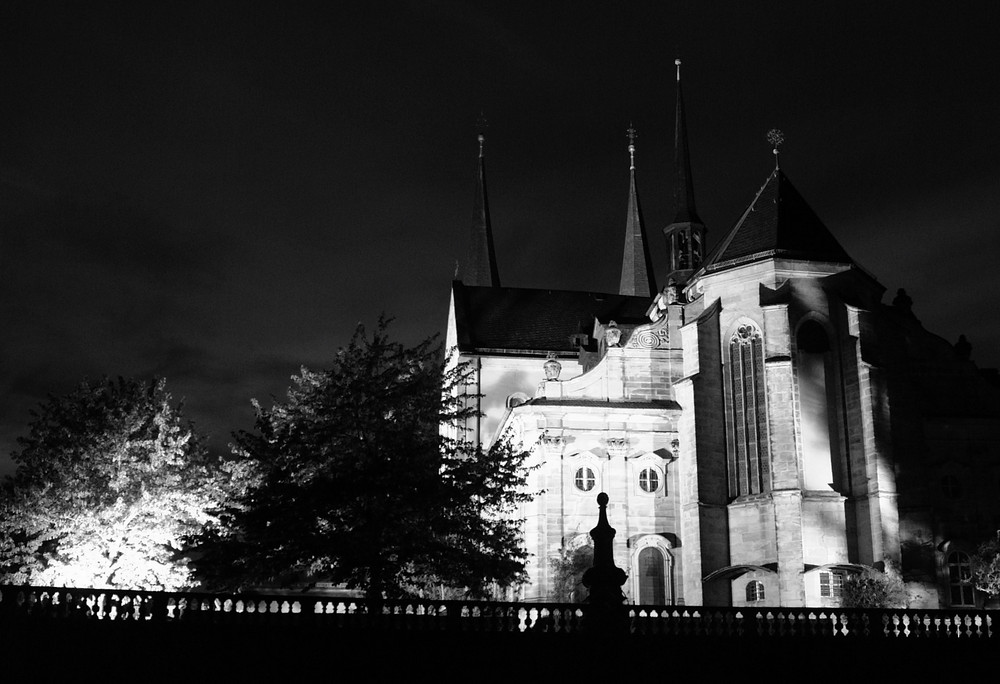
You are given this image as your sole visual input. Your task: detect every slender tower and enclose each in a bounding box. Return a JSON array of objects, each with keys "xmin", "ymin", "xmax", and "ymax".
[
  {"xmin": 618, "ymin": 125, "xmax": 657, "ymax": 297},
  {"xmin": 463, "ymin": 119, "xmax": 501, "ymax": 287},
  {"xmin": 662, "ymin": 59, "xmax": 707, "ymax": 288}
]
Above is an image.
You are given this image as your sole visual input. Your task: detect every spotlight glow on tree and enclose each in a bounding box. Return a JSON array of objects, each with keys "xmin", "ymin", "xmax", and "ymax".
[{"xmin": 0, "ymin": 377, "xmax": 244, "ymax": 590}]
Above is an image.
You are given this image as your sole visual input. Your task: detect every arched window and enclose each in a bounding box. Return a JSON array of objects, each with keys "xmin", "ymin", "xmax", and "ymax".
[
  {"xmin": 724, "ymin": 322, "xmax": 769, "ymax": 497},
  {"xmin": 746, "ymin": 580, "xmax": 765, "ymax": 602},
  {"xmin": 574, "ymin": 467, "xmax": 595, "ymax": 492},
  {"xmin": 638, "ymin": 467, "xmax": 660, "ymax": 493},
  {"xmin": 948, "ymin": 551, "xmax": 975, "ymax": 606},
  {"xmin": 637, "ymin": 547, "xmax": 666, "ymax": 605}
]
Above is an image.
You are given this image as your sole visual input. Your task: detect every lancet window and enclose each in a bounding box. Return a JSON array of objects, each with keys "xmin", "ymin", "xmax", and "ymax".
[{"xmin": 725, "ymin": 322, "xmax": 770, "ymax": 497}]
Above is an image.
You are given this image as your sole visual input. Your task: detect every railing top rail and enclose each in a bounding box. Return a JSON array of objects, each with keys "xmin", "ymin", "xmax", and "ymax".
[{"xmin": 0, "ymin": 585, "xmax": 994, "ymax": 639}]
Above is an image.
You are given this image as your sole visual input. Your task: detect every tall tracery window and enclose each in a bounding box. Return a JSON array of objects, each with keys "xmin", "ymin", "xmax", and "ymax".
[{"xmin": 725, "ymin": 322, "xmax": 769, "ymax": 497}]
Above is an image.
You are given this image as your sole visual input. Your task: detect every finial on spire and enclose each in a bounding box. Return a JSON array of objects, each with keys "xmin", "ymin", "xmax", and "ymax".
[
  {"xmin": 627, "ymin": 123, "xmax": 637, "ymax": 170},
  {"xmin": 767, "ymin": 128, "xmax": 784, "ymax": 169},
  {"xmin": 476, "ymin": 112, "xmax": 488, "ymax": 158},
  {"xmin": 675, "ymin": 58, "xmax": 682, "ymax": 82}
]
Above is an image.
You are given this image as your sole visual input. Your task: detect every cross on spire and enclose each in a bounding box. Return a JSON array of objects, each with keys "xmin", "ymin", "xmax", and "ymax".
[
  {"xmin": 767, "ymin": 128, "xmax": 784, "ymax": 169},
  {"xmin": 627, "ymin": 123, "xmax": 637, "ymax": 170},
  {"xmin": 476, "ymin": 113, "xmax": 488, "ymax": 158}
]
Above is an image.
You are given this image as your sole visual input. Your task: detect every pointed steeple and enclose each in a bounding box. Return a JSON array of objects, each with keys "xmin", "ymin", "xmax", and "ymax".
[
  {"xmin": 663, "ymin": 59, "xmax": 707, "ymax": 287},
  {"xmin": 463, "ymin": 120, "xmax": 500, "ymax": 287},
  {"xmin": 619, "ymin": 125, "xmax": 656, "ymax": 297},
  {"xmin": 672, "ymin": 59, "xmax": 701, "ymax": 225}
]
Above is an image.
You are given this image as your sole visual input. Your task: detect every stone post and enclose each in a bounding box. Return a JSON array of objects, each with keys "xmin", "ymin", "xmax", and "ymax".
[{"xmin": 582, "ymin": 493, "xmax": 629, "ymax": 634}]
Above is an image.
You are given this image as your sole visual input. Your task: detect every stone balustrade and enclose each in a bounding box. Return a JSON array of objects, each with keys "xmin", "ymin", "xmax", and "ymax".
[{"xmin": 0, "ymin": 586, "xmax": 993, "ymax": 639}]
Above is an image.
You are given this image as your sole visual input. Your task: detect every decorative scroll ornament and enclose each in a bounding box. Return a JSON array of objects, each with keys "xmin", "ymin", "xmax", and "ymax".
[
  {"xmin": 625, "ymin": 310, "xmax": 670, "ymax": 349},
  {"xmin": 605, "ymin": 437, "xmax": 630, "ymax": 459}
]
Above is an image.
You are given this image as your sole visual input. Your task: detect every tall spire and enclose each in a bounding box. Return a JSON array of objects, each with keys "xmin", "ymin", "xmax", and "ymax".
[
  {"xmin": 463, "ymin": 117, "xmax": 500, "ymax": 287},
  {"xmin": 619, "ymin": 125, "xmax": 656, "ymax": 297},
  {"xmin": 663, "ymin": 59, "xmax": 707, "ymax": 288},
  {"xmin": 672, "ymin": 59, "xmax": 701, "ymax": 225}
]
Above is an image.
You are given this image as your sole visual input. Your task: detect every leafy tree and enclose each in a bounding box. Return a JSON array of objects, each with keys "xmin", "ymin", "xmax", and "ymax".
[
  {"xmin": 191, "ymin": 319, "xmax": 533, "ymax": 601},
  {"xmin": 0, "ymin": 377, "xmax": 243, "ymax": 590},
  {"xmin": 842, "ymin": 564, "xmax": 908, "ymax": 609},
  {"xmin": 971, "ymin": 538, "xmax": 1000, "ymax": 597},
  {"xmin": 550, "ymin": 544, "xmax": 593, "ymax": 603}
]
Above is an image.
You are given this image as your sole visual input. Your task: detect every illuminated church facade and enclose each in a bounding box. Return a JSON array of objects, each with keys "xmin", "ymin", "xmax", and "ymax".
[{"xmin": 445, "ymin": 63, "xmax": 1000, "ymax": 609}]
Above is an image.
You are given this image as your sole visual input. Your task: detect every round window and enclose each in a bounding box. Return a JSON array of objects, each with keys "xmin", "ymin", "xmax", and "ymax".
[
  {"xmin": 575, "ymin": 467, "xmax": 595, "ymax": 491},
  {"xmin": 639, "ymin": 467, "xmax": 659, "ymax": 493}
]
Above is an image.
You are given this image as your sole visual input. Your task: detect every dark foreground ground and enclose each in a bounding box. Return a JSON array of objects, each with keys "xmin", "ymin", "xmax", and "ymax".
[{"xmin": 2, "ymin": 620, "xmax": 994, "ymax": 681}]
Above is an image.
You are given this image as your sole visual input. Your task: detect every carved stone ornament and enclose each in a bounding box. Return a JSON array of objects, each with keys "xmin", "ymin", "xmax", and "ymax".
[
  {"xmin": 604, "ymin": 320, "xmax": 622, "ymax": 348},
  {"xmin": 543, "ymin": 352, "xmax": 562, "ymax": 380},
  {"xmin": 539, "ymin": 432, "xmax": 569, "ymax": 454},
  {"xmin": 666, "ymin": 278, "xmax": 679, "ymax": 304},
  {"xmin": 671, "ymin": 438, "xmax": 680, "ymax": 457},
  {"xmin": 605, "ymin": 437, "xmax": 629, "ymax": 459},
  {"xmin": 625, "ymin": 310, "xmax": 670, "ymax": 349}
]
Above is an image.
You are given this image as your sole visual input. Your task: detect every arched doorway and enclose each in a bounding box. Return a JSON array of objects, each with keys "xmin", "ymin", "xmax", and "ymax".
[
  {"xmin": 638, "ymin": 547, "xmax": 666, "ymax": 604},
  {"xmin": 631, "ymin": 538, "xmax": 673, "ymax": 605}
]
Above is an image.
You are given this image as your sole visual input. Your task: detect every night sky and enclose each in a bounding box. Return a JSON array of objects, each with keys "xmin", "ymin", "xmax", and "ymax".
[{"xmin": 3, "ymin": 2, "xmax": 999, "ymax": 475}]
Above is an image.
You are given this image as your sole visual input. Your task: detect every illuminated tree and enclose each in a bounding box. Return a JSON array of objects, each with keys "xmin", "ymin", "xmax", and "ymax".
[
  {"xmin": 0, "ymin": 377, "xmax": 243, "ymax": 590},
  {"xmin": 191, "ymin": 318, "xmax": 533, "ymax": 601},
  {"xmin": 841, "ymin": 564, "xmax": 908, "ymax": 609},
  {"xmin": 551, "ymin": 544, "xmax": 594, "ymax": 603},
  {"xmin": 971, "ymin": 538, "xmax": 1000, "ymax": 597}
]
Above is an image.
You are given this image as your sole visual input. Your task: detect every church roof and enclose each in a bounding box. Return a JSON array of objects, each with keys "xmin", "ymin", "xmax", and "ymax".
[
  {"xmin": 699, "ymin": 168, "xmax": 853, "ymax": 273},
  {"xmin": 451, "ymin": 280, "xmax": 650, "ymax": 354}
]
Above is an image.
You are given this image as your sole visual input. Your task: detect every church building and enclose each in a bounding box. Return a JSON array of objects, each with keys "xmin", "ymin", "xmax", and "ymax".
[{"xmin": 445, "ymin": 62, "xmax": 1000, "ymax": 609}]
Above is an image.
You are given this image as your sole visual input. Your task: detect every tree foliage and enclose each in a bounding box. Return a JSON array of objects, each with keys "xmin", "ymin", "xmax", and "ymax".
[
  {"xmin": 550, "ymin": 544, "xmax": 593, "ymax": 603},
  {"xmin": 971, "ymin": 538, "xmax": 1000, "ymax": 597},
  {"xmin": 0, "ymin": 378, "xmax": 242, "ymax": 590},
  {"xmin": 191, "ymin": 318, "xmax": 533, "ymax": 600},
  {"xmin": 841, "ymin": 565, "xmax": 908, "ymax": 609}
]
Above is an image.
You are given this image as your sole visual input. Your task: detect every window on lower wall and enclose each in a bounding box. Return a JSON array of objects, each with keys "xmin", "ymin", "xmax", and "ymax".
[
  {"xmin": 947, "ymin": 551, "xmax": 975, "ymax": 606},
  {"xmin": 820, "ymin": 571, "xmax": 843, "ymax": 599},
  {"xmin": 637, "ymin": 547, "xmax": 666, "ymax": 605},
  {"xmin": 746, "ymin": 580, "xmax": 765, "ymax": 602},
  {"xmin": 574, "ymin": 467, "xmax": 595, "ymax": 492}
]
